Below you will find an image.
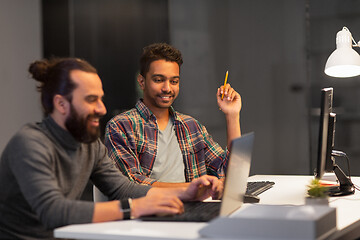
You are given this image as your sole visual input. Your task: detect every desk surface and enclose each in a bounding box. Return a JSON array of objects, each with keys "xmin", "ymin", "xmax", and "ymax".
[{"xmin": 54, "ymin": 175, "xmax": 360, "ymax": 240}]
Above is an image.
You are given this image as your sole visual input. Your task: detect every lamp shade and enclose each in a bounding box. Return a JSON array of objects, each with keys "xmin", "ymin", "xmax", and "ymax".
[{"xmin": 324, "ymin": 27, "xmax": 360, "ymax": 78}]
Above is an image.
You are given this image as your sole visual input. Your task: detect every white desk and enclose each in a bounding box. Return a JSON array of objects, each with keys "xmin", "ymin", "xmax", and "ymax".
[{"xmin": 54, "ymin": 175, "xmax": 360, "ymax": 240}]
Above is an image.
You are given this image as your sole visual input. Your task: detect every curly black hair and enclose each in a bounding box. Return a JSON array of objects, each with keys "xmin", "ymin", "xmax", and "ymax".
[{"xmin": 139, "ymin": 43, "xmax": 183, "ymax": 77}]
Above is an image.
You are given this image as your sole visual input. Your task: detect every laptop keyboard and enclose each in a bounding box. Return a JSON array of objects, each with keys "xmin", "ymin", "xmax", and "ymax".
[
  {"xmin": 140, "ymin": 201, "xmax": 221, "ymax": 222},
  {"xmin": 246, "ymin": 181, "xmax": 275, "ymax": 196},
  {"xmin": 140, "ymin": 181, "xmax": 275, "ymax": 222}
]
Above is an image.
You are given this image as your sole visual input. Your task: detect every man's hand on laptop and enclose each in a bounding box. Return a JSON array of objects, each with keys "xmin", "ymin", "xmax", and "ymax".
[
  {"xmin": 131, "ymin": 193, "xmax": 184, "ymax": 218},
  {"xmin": 179, "ymin": 175, "xmax": 223, "ymax": 201},
  {"xmin": 133, "ymin": 176, "xmax": 223, "ymax": 218}
]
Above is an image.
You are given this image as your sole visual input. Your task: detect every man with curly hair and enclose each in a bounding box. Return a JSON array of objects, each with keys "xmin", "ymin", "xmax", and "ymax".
[{"xmin": 105, "ymin": 43, "xmax": 242, "ymax": 187}]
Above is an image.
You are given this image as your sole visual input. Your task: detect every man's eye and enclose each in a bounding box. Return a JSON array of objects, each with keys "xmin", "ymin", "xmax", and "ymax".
[
  {"xmin": 86, "ymin": 96, "xmax": 97, "ymax": 103},
  {"xmin": 170, "ymin": 79, "xmax": 179, "ymax": 84},
  {"xmin": 154, "ymin": 78, "xmax": 163, "ymax": 82}
]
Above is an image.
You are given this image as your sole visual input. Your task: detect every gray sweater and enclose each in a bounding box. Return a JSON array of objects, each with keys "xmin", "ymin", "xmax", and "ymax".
[{"xmin": 0, "ymin": 117, "xmax": 151, "ymax": 239}]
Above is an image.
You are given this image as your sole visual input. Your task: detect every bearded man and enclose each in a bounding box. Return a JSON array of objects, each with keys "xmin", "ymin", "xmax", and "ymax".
[{"xmin": 0, "ymin": 58, "xmax": 222, "ymax": 240}]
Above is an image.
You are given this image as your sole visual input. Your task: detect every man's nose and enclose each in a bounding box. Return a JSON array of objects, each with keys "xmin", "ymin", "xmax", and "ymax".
[
  {"xmin": 162, "ymin": 80, "xmax": 171, "ymax": 92},
  {"xmin": 95, "ymin": 100, "xmax": 107, "ymax": 116}
]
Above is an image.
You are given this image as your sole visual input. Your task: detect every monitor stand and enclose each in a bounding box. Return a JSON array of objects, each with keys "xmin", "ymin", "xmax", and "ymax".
[{"xmin": 327, "ymin": 163, "xmax": 355, "ymax": 196}]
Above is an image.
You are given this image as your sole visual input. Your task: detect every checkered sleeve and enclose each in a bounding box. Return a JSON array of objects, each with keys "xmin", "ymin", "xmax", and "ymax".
[
  {"xmin": 197, "ymin": 121, "xmax": 230, "ymax": 178},
  {"xmin": 104, "ymin": 118, "xmax": 157, "ymax": 185}
]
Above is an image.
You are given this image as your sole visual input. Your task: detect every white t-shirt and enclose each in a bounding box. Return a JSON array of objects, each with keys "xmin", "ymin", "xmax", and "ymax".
[{"xmin": 150, "ymin": 118, "xmax": 185, "ymax": 182}]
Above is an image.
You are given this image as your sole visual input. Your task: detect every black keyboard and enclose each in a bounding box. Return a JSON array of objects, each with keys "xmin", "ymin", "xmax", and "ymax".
[
  {"xmin": 141, "ymin": 201, "xmax": 221, "ymax": 222},
  {"xmin": 246, "ymin": 181, "xmax": 275, "ymax": 196},
  {"xmin": 140, "ymin": 181, "xmax": 275, "ymax": 222}
]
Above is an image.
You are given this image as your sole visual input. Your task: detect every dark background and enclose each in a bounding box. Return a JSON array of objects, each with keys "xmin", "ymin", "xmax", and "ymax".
[
  {"xmin": 42, "ymin": 0, "xmax": 170, "ymax": 136},
  {"xmin": 2, "ymin": 0, "xmax": 360, "ymax": 200}
]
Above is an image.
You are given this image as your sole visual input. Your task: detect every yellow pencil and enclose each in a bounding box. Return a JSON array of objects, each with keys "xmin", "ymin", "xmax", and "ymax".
[{"xmin": 221, "ymin": 70, "xmax": 228, "ymax": 100}]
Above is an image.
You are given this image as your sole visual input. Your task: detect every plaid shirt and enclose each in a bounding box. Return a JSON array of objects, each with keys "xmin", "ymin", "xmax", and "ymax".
[{"xmin": 105, "ymin": 100, "xmax": 229, "ymax": 185}]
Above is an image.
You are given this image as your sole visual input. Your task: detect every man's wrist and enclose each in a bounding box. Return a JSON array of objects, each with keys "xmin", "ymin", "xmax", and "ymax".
[
  {"xmin": 119, "ymin": 198, "xmax": 133, "ymax": 220},
  {"xmin": 225, "ymin": 112, "xmax": 240, "ymax": 120}
]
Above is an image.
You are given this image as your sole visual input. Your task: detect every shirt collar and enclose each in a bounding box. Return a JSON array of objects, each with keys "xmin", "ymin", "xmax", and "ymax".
[{"xmin": 135, "ymin": 99, "xmax": 181, "ymax": 123}]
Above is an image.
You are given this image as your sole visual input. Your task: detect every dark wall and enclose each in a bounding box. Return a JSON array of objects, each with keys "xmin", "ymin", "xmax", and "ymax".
[
  {"xmin": 42, "ymin": 0, "xmax": 169, "ymax": 200},
  {"xmin": 42, "ymin": 0, "xmax": 170, "ymax": 135},
  {"xmin": 42, "ymin": 0, "xmax": 70, "ymax": 57},
  {"xmin": 307, "ymin": 0, "xmax": 360, "ymax": 174}
]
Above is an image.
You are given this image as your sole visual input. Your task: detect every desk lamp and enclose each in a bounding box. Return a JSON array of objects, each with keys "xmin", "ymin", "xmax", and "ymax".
[
  {"xmin": 319, "ymin": 27, "xmax": 358, "ymax": 196},
  {"xmin": 324, "ymin": 27, "xmax": 360, "ymax": 78}
]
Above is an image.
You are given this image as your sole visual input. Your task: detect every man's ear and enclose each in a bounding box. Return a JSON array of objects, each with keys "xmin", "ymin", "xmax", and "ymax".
[
  {"xmin": 137, "ymin": 74, "xmax": 145, "ymax": 90},
  {"xmin": 53, "ymin": 94, "xmax": 70, "ymax": 115}
]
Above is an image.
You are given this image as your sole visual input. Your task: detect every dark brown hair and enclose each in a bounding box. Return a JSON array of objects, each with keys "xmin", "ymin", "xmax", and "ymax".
[
  {"xmin": 28, "ymin": 58, "xmax": 97, "ymax": 115},
  {"xmin": 139, "ymin": 43, "xmax": 183, "ymax": 77}
]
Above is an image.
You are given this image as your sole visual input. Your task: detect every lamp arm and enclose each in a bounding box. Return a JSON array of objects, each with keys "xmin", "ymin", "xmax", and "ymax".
[
  {"xmin": 351, "ymin": 36, "xmax": 359, "ymax": 47},
  {"xmin": 342, "ymin": 26, "xmax": 360, "ymax": 47}
]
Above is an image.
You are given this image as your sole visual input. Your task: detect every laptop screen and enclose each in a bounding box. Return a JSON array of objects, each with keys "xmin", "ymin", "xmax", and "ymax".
[{"xmin": 220, "ymin": 132, "xmax": 254, "ymax": 216}]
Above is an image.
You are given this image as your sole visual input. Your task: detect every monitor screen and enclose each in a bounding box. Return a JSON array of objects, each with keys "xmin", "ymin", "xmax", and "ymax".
[{"xmin": 316, "ymin": 87, "xmax": 334, "ymax": 179}]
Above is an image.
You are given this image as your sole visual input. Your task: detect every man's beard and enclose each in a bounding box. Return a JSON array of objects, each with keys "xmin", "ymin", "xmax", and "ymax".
[{"xmin": 65, "ymin": 105, "xmax": 101, "ymax": 143}]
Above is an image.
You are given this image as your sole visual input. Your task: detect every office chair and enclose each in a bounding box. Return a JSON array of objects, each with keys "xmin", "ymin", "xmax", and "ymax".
[{"xmin": 93, "ymin": 185, "xmax": 109, "ymax": 202}]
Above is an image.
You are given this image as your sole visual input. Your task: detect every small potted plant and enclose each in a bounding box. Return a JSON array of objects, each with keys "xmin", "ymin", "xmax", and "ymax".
[{"xmin": 305, "ymin": 178, "xmax": 329, "ymax": 205}]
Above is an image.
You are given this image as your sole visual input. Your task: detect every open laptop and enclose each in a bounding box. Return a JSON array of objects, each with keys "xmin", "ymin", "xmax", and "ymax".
[{"xmin": 140, "ymin": 132, "xmax": 255, "ymax": 222}]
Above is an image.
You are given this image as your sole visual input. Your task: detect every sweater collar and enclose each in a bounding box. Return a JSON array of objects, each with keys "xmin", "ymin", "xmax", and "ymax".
[{"xmin": 43, "ymin": 116, "xmax": 81, "ymax": 150}]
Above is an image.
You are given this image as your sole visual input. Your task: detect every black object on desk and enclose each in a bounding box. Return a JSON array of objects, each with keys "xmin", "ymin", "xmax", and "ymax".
[{"xmin": 140, "ymin": 181, "xmax": 274, "ymax": 222}]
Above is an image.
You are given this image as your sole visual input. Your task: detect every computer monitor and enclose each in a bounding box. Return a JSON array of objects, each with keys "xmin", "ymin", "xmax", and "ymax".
[
  {"xmin": 316, "ymin": 87, "xmax": 334, "ymax": 179},
  {"xmin": 315, "ymin": 87, "xmax": 355, "ymax": 196}
]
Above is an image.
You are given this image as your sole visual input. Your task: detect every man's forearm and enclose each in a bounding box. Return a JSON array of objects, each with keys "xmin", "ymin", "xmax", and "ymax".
[
  {"xmin": 92, "ymin": 201, "xmax": 123, "ymax": 223},
  {"xmin": 147, "ymin": 187, "xmax": 187, "ymax": 202},
  {"xmin": 151, "ymin": 182, "xmax": 190, "ymax": 188},
  {"xmin": 93, "ymin": 196, "xmax": 184, "ymax": 222},
  {"xmin": 226, "ymin": 113, "xmax": 241, "ymax": 148},
  {"xmin": 149, "ymin": 175, "xmax": 223, "ymax": 202}
]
